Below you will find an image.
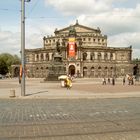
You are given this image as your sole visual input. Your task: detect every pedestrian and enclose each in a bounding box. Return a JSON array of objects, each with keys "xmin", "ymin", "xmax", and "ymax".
[
  {"xmin": 123, "ymin": 77, "xmax": 125, "ymax": 85},
  {"xmin": 102, "ymin": 77, "xmax": 106, "ymax": 85},
  {"xmin": 18, "ymin": 75, "xmax": 21, "ymax": 84},
  {"xmin": 65, "ymin": 78, "xmax": 72, "ymax": 89},
  {"xmin": 108, "ymin": 78, "xmax": 110, "ymax": 84},
  {"xmin": 112, "ymin": 77, "xmax": 115, "ymax": 85}
]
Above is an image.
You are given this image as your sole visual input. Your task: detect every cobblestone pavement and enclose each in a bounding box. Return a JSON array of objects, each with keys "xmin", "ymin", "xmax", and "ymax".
[{"xmin": 0, "ymin": 98, "xmax": 140, "ymax": 140}]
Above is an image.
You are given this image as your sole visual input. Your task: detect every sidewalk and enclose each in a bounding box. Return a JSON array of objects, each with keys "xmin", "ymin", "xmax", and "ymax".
[{"xmin": 0, "ymin": 78, "xmax": 140, "ymax": 99}]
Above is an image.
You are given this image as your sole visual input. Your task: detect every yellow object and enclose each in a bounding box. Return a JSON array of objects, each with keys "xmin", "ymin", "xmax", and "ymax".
[{"xmin": 66, "ymin": 78, "xmax": 72, "ymax": 88}]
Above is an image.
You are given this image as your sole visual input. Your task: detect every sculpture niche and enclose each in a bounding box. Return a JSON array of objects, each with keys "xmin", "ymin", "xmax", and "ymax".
[{"xmin": 44, "ymin": 40, "xmax": 66, "ymax": 81}]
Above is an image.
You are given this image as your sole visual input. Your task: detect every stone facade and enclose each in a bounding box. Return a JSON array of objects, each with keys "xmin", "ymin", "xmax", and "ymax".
[{"xmin": 24, "ymin": 21, "xmax": 133, "ymax": 78}]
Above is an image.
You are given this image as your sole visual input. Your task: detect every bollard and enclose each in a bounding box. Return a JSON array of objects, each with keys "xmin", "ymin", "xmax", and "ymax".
[{"xmin": 9, "ymin": 89, "xmax": 16, "ymax": 98}]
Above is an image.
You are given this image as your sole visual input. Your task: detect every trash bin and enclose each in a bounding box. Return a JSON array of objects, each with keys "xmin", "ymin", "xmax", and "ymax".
[{"xmin": 9, "ymin": 89, "xmax": 16, "ymax": 97}]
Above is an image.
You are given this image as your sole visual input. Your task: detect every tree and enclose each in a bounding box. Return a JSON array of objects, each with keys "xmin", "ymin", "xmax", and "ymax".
[
  {"xmin": 0, "ymin": 59, "xmax": 8, "ymax": 75},
  {"xmin": 132, "ymin": 58, "xmax": 140, "ymax": 64},
  {"xmin": 0, "ymin": 53, "xmax": 21, "ymax": 75}
]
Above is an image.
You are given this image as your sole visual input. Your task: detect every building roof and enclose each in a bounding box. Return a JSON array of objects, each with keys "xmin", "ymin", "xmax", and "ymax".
[{"xmin": 54, "ymin": 20, "xmax": 101, "ymax": 35}]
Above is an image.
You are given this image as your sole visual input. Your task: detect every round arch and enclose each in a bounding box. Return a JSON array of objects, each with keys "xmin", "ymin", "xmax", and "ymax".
[
  {"xmin": 68, "ymin": 65, "xmax": 75, "ymax": 76},
  {"xmin": 83, "ymin": 67, "xmax": 88, "ymax": 77},
  {"xmin": 14, "ymin": 67, "xmax": 19, "ymax": 77}
]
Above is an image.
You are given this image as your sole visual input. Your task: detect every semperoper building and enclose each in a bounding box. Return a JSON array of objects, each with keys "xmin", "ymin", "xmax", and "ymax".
[{"xmin": 24, "ymin": 21, "xmax": 133, "ymax": 78}]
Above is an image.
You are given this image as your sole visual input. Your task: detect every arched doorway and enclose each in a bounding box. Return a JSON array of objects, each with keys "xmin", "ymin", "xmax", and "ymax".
[
  {"xmin": 69, "ymin": 65, "xmax": 75, "ymax": 76},
  {"xmin": 14, "ymin": 67, "xmax": 20, "ymax": 77},
  {"xmin": 90, "ymin": 67, "xmax": 94, "ymax": 78},
  {"xmin": 133, "ymin": 64, "xmax": 139, "ymax": 81},
  {"xmin": 133, "ymin": 64, "xmax": 138, "ymax": 76},
  {"xmin": 83, "ymin": 67, "xmax": 88, "ymax": 77}
]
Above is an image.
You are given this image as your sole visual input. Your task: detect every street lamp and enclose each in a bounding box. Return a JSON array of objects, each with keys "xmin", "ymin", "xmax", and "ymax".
[
  {"xmin": 21, "ymin": 0, "xmax": 31, "ymax": 96},
  {"xmin": 77, "ymin": 38, "xmax": 82, "ymax": 78}
]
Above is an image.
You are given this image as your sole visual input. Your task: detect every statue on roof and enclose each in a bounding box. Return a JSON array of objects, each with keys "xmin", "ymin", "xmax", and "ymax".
[
  {"xmin": 69, "ymin": 25, "xmax": 76, "ymax": 37},
  {"xmin": 56, "ymin": 40, "xmax": 61, "ymax": 53}
]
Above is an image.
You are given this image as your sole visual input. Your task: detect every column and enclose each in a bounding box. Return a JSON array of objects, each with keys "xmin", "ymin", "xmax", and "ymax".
[
  {"xmin": 87, "ymin": 52, "xmax": 90, "ymax": 60},
  {"xmin": 95, "ymin": 52, "xmax": 98, "ymax": 59},
  {"xmin": 49, "ymin": 53, "xmax": 52, "ymax": 60}
]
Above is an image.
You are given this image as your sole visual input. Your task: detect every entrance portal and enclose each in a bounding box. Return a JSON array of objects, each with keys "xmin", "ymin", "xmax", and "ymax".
[
  {"xmin": 133, "ymin": 64, "xmax": 138, "ymax": 76},
  {"xmin": 69, "ymin": 65, "xmax": 75, "ymax": 76},
  {"xmin": 14, "ymin": 67, "xmax": 19, "ymax": 77}
]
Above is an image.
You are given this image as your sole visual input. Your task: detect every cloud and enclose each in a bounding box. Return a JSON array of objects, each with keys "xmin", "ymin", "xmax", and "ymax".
[
  {"xmin": 25, "ymin": 21, "xmax": 59, "ymax": 50},
  {"xmin": 77, "ymin": 6, "xmax": 140, "ymax": 35},
  {"xmin": 108, "ymin": 32, "xmax": 140, "ymax": 58},
  {"xmin": 45, "ymin": 0, "xmax": 113, "ymax": 15},
  {"xmin": 0, "ymin": 29, "xmax": 20, "ymax": 55},
  {"xmin": 45, "ymin": 0, "xmax": 140, "ymax": 35}
]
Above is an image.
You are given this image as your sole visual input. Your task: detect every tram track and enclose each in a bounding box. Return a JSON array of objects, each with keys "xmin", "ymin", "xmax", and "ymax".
[{"xmin": 0, "ymin": 118, "xmax": 140, "ymax": 139}]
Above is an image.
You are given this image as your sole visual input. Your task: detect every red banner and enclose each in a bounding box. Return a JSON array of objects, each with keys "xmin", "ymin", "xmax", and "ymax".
[
  {"xmin": 68, "ymin": 38, "xmax": 76, "ymax": 58},
  {"xmin": 68, "ymin": 42, "xmax": 75, "ymax": 57}
]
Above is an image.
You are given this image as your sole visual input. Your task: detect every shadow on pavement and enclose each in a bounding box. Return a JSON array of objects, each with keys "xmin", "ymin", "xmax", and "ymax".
[{"xmin": 26, "ymin": 90, "xmax": 48, "ymax": 96}]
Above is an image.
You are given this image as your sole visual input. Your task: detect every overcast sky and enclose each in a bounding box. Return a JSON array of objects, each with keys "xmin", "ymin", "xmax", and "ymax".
[{"xmin": 0, "ymin": 0, "xmax": 140, "ymax": 58}]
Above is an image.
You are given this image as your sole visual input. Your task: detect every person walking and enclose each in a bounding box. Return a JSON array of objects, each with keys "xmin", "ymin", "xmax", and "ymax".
[
  {"xmin": 65, "ymin": 77, "xmax": 72, "ymax": 89},
  {"xmin": 123, "ymin": 77, "xmax": 125, "ymax": 85},
  {"xmin": 108, "ymin": 78, "xmax": 110, "ymax": 84},
  {"xmin": 112, "ymin": 77, "xmax": 115, "ymax": 85},
  {"xmin": 102, "ymin": 77, "xmax": 106, "ymax": 85}
]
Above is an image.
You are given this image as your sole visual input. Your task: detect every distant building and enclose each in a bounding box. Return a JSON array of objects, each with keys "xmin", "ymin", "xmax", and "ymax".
[{"xmin": 19, "ymin": 21, "xmax": 134, "ymax": 78}]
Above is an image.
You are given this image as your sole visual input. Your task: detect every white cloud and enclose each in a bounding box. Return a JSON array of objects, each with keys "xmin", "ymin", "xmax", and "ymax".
[
  {"xmin": 45, "ymin": 0, "xmax": 113, "ymax": 15},
  {"xmin": 108, "ymin": 32, "xmax": 140, "ymax": 58},
  {"xmin": 0, "ymin": 29, "xmax": 20, "ymax": 55},
  {"xmin": 25, "ymin": 21, "xmax": 58, "ymax": 50},
  {"xmin": 45, "ymin": 0, "xmax": 140, "ymax": 35},
  {"xmin": 77, "ymin": 6, "xmax": 140, "ymax": 35}
]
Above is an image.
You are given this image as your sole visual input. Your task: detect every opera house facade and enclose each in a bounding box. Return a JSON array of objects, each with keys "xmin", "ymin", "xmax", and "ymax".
[{"xmin": 24, "ymin": 21, "xmax": 133, "ymax": 78}]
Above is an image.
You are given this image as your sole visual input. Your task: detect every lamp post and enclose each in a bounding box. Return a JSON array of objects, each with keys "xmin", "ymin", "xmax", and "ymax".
[
  {"xmin": 21, "ymin": 0, "xmax": 30, "ymax": 96},
  {"xmin": 77, "ymin": 38, "xmax": 82, "ymax": 78}
]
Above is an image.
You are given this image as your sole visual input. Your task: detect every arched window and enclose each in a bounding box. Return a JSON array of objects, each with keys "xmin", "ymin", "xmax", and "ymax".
[
  {"xmin": 90, "ymin": 53, "xmax": 95, "ymax": 60},
  {"xmin": 83, "ymin": 67, "xmax": 88, "ymax": 77},
  {"xmin": 104, "ymin": 67, "xmax": 108, "ymax": 77},
  {"xmin": 110, "ymin": 67, "xmax": 113, "ymax": 77},
  {"xmin": 98, "ymin": 52, "xmax": 101, "ymax": 60},
  {"xmin": 83, "ymin": 52, "xmax": 87, "ymax": 60},
  {"xmin": 41, "ymin": 53, "xmax": 44, "ymax": 61},
  {"xmin": 46, "ymin": 53, "xmax": 49, "ymax": 61},
  {"xmin": 91, "ymin": 67, "xmax": 94, "ymax": 71},
  {"xmin": 91, "ymin": 67, "xmax": 95, "ymax": 78},
  {"xmin": 110, "ymin": 53, "xmax": 113, "ymax": 60},
  {"xmin": 98, "ymin": 66, "xmax": 101, "ymax": 70},
  {"xmin": 104, "ymin": 53, "xmax": 108, "ymax": 60},
  {"xmin": 98, "ymin": 66, "xmax": 102, "ymax": 77},
  {"xmin": 105, "ymin": 66, "xmax": 108, "ymax": 70}
]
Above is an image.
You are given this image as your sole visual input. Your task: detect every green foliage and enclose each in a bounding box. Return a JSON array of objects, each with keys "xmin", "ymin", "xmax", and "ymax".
[
  {"xmin": 0, "ymin": 53, "xmax": 21, "ymax": 75},
  {"xmin": 0, "ymin": 59, "xmax": 8, "ymax": 75},
  {"xmin": 132, "ymin": 58, "xmax": 140, "ymax": 64}
]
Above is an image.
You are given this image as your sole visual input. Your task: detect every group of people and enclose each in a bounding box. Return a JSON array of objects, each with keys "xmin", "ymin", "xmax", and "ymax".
[
  {"xmin": 102, "ymin": 77, "xmax": 115, "ymax": 85},
  {"xmin": 62, "ymin": 74, "xmax": 137, "ymax": 89},
  {"xmin": 124, "ymin": 74, "xmax": 136, "ymax": 85},
  {"xmin": 102, "ymin": 74, "xmax": 137, "ymax": 86}
]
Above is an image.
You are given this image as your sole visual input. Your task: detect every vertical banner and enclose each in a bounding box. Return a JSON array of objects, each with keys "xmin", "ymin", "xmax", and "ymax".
[
  {"xmin": 20, "ymin": 65, "xmax": 22, "ymax": 78},
  {"xmin": 68, "ymin": 38, "xmax": 76, "ymax": 58}
]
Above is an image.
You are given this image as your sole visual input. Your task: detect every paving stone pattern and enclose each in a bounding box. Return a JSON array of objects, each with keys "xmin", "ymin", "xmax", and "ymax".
[{"xmin": 0, "ymin": 98, "xmax": 140, "ymax": 140}]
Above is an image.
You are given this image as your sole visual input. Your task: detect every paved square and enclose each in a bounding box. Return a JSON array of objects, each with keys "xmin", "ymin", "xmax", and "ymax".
[{"xmin": 0, "ymin": 78, "xmax": 140, "ymax": 139}]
